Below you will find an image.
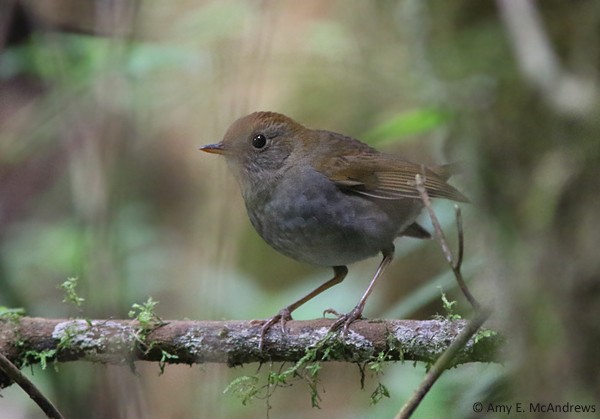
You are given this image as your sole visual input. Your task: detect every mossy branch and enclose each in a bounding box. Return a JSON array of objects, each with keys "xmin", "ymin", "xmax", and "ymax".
[{"xmin": 0, "ymin": 317, "xmax": 500, "ymax": 387}]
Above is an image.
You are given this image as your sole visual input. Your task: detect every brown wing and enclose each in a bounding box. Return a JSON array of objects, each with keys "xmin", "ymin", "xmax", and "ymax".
[{"xmin": 319, "ymin": 152, "xmax": 469, "ymax": 203}]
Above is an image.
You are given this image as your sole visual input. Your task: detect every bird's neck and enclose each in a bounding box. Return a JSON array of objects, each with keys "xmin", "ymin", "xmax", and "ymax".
[{"xmin": 238, "ymin": 169, "xmax": 282, "ymax": 207}]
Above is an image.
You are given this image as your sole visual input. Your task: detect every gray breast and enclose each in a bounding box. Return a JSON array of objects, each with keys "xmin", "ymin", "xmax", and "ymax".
[{"xmin": 245, "ymin": 166, "xmax": 422, "ymax": 267}]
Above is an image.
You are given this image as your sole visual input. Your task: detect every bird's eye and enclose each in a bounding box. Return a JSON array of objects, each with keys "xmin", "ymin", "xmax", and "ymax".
[{"xmin": 251, "ymin": 134, "xmax": 267, "ymax": 149}]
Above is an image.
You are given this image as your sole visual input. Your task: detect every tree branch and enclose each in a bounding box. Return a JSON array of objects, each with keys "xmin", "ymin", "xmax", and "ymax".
[{"xmin": 0, "ymin": 317, "xmax": 500, "ymax": 386}]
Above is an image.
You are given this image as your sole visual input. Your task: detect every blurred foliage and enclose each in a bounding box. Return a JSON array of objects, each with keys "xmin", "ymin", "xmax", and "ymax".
[{"xmin": 363, "ymin": 108, "xmax": 451, "ymax": 147}]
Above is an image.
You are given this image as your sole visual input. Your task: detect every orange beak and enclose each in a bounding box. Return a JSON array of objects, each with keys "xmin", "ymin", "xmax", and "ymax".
[{"xmin": 199, "ymin": 143, "xmax": 226, "ymax": 155}]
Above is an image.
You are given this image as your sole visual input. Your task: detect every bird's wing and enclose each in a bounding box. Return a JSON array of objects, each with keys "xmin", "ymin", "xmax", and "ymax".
[{"xmin": 319, "ymin": 152, "xmax": 469, "ymax": 202}]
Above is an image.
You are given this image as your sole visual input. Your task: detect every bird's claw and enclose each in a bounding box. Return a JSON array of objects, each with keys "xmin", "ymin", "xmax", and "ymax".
[
  {"xmin": 322, "ymin": 308, "xmax": 341, "ymax": 317},
  {"xmin": 328, "ymin": 306, "xmax": 364, "ymax": 335},
  {"xmin": 258, "ymin": 307, "xmax": 293, "ymax": 350}
]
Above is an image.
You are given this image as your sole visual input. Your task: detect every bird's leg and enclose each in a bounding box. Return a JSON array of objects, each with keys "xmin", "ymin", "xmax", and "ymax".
[
  {"xmin": 330, "ymin": 246, "xmax": 394, "ymax": 334},
  {"xmin": 259, "ymin": 265, "xmax": 348, "ymax": 349}
]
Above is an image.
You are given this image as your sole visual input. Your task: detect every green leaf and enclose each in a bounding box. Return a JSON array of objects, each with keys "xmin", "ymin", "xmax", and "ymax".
[
  {"xmin": 370, "ymin": 382, "xmax": 391, "ymax": 405},
  {"xmin": 59, "ymin": 277, "xmax": 85, "ymax": 308},
  {"xmin": 364, "ymin": 109, "xmax": 450, "ymax": 146},
  {"xmin": 223, "ymin": 375, "xmax": 260, "ymax": 405}
]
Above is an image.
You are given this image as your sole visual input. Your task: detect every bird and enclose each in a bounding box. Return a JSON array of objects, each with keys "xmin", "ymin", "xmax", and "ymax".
[{"xmin": 201, "ymin": 111, "xmax": 467, "ymax": 345}]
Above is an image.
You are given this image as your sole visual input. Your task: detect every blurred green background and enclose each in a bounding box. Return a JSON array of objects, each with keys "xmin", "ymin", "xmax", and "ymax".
[{"xmin": 5, "ymin": 0, "xmax": 594, "ymax": 418}]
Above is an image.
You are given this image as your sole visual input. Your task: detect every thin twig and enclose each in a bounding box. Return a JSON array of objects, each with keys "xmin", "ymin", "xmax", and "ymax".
[
  {"xmin": 416, "ymin": 173, "xmax": 454, "ymax": 265},
  {"xmin": 0, "ymin": 352, "xmax": 65, "ymax": 419},
  {"xmin": 395, "ymin": 174, "xmax": 488, "ymax": 418},
  {"xmin": 454, "ymin": 205, "xmax": 464, "ymax": 270},
  {"xmin": 395, "ymin": 309, "xmax": 491, "ymax": 419},
  {"xmin": 415, "ymin": 173, "xmax": 480, "ymax": 310}
]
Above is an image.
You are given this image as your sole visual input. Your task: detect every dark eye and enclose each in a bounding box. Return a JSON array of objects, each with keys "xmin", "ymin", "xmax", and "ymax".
[{"xmin": 252, "ymin": 134, "xmax": 267, "ymax": 149}]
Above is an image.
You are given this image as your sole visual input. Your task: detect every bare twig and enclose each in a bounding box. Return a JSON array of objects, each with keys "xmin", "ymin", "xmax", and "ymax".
[
  {"xmin": 395, "ymin": 309, "xmax": 491, "ymax": 419},
  {"xmin": 395, "ymin": 174, "xmax": 489, "ymax": 418},
  {"xmin": 454, "ymin": 205, "xmax": 464, "ymax": 270},
  {"xmin": 0, "ymin": 352, "xmax": 65, "ymax": 419},
  {"xmin": 415, "ymin": 173, "xmax": 480, "ymax": 310}
]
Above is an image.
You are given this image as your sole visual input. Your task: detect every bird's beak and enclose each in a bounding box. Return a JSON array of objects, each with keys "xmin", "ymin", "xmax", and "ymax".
[{"xmin": 199, "ymin": 142, "xmax": 226, "ymax": 155}]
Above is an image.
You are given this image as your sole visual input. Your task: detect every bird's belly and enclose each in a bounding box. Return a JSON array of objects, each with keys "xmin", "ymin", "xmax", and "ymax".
[{"xmin": 245, "ymin": 178, "xmax": 421, "ymax": 267}]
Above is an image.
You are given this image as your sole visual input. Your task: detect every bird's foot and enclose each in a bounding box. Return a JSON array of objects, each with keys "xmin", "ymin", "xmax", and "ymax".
[
  {"xmin": 328, "ymin": 306, "xmax": 364, "ymax": 335},
  {"xmin": 257, "ymin": 307, "xmax": 293, "ymax": 350}
]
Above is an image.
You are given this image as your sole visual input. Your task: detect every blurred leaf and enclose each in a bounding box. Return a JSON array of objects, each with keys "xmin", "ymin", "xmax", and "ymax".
[
  {"xmin": 30, "ymin": 35, "xmax": 111, "ymax": 83},
  {"xmin": 127, "ymin": 44, "xmax": 208, "ymax": 77},
  {"xmin": 0, "ymin": 306, "xmax": 26, "ymax": 319},
  {"xmin": 363, "ymin": 108, "xmax": 450, "ymax": 146},
  {"xmin": 0, "ymin": 45, "xmax": 35, "ymax": 79},
  {"xmin": 3, "ymin": 220, "xmax": 85, "ymax": 277}
]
